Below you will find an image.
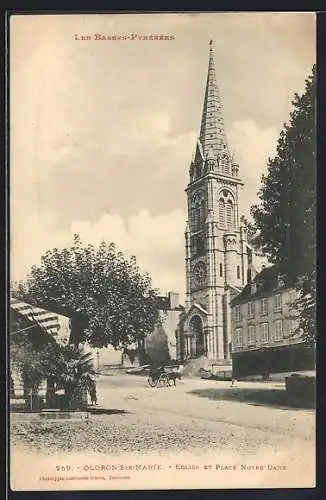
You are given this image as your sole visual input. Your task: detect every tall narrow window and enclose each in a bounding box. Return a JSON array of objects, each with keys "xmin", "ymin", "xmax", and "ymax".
[
  {"xmin": 289, "ymin": 318, "xmax": 299, "ymax": 336},
  {"xmin": 275, "ymin": 294, "xmax": 282, "ymax": 312},
  {"xmin": 274, "ymin": 319, "xmax": 283, "ymax": 341},
  {"xmin": 237, "ymin": 265, "xmax": 240, "ymax": 279},
  {"xmin": 197, "ymin": 237, "xmax": 205, "ymax": 256},
  {"xmin": 261, "ymin": 323, "xmax": 269, "ymax": 343},
  {"xmin": 219, "ymin": 199, "xmax": 225, "ymax": 224},
  {"xmin": 226, "ymin": 200, "xmax": 233, "ymax": 227},
  {"xmin": 192, "ymin": 191, "xmax": 205, "ymax": 231},
  {"xmin": 248, "ymin": 325, "xmax": 256, "ymax": 346},
  {"xmin": 219, "ymin": 263, "xmax": 223, "ymax": 277},
  {"xmin": 192, "ymin": 207, "xmax": 198, "ymax": 231},
  {"xmin": 248, "ymin": 301, "xmax": 255, "ymax": 318},
  {"xmin": 222, "ymin": 155, "xmax": 229, "ymax": 175},
  {"xmin": 261, "ymin": 298, "xmax": 268, "ymax": 315},
  {"xmin": 195, "ymin": 208, "xmax": 201, "ymax": 230},
  {"xmin": 199, "ymin": 199, "xmax": 206, "ymax": 226},
  {"xmin": 235, "ymin": 305, "xmax": 242, "ymax": 321},
  {"xmin": 234, "ymin": 327, "xmax": 243, "ymax": 347}
]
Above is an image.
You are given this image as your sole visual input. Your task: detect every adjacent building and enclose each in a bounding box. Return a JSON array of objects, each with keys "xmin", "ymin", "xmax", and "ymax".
[
  {"xmin": 10, "ymin": 298, "xmax": 71, "ymax": 347},
  {"xmin": 176, "ymin": 41, "xmax": 267, "ymax": 366},
  {"xmin": 97, "ymin": 292, "xmax": 183, "ymax": 369},
  {"xmin": 230, "ymin": 265, "xmax": 315, "ymax": 378},
  {"xmin": 10, "ymin": 298, "xmax": 72, "ymax": 397},
  {"xmin": 145, "ymin": 292, "xmax": 183, "ymax": 362}
]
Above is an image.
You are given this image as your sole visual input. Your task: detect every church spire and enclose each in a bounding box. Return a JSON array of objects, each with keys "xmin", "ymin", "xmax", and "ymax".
[{"xmin": 199, "ymin": 40, "xmax": 228, "ymax": 158}]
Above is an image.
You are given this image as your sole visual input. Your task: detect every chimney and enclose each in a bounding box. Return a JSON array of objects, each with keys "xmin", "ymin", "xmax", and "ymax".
[{"xmin": 168, "ymin": 292, "xmax": 179, "ymax": 310}]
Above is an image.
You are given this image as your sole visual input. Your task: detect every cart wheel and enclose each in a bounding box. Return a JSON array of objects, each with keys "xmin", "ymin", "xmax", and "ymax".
[
  {"xmin": 158, "ymin": 373, "xmax": 168, "ymax": 387},
  {"xmin": 148, "ymin": 376, "xmax": 157, "ymax": 387}
]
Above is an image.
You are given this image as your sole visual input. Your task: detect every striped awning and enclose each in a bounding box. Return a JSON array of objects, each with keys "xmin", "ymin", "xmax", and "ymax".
[{"xmin": 10, "ymin": 298, "xmax": 71, "ymax": 345}]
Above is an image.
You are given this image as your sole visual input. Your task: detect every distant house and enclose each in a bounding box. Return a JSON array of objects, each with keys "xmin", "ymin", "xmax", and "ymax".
[
  {"xmin": 230, "ymin": 265, "xmax": 315, "ymax": 379},
  {"xmin": 96, "ymin": 292, "xmax": 184, "ymax": 370},
  {"xmin": 145, "ymin": 292, "xmax": 183, "ymax": 362}
]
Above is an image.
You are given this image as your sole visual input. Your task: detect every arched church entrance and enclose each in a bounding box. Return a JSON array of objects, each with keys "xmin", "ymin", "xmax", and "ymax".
[{"xmin": 190, "ymin": 315, "xmax": 206, "ymax": 357}]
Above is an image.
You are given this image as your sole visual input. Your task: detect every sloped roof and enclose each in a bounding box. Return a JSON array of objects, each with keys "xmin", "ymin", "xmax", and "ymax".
[
  {"xmin": 230, "ymin": 264, "xmax": 287, "ymax": 306},
  {"xmin": 10, "ymin": 298, "xmax": 71, "ymax": 345}
]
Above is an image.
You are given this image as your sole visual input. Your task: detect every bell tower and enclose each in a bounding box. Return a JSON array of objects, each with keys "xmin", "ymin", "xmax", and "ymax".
[{"xmin": 183, "ymin": 41, "xmax": 247, "ymax": 361}]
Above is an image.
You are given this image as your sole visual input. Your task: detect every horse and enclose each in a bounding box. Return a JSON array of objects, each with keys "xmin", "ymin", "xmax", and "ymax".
[{"xmin": 166, "ymin": 371, "xmax": 182, "ymax": 386}]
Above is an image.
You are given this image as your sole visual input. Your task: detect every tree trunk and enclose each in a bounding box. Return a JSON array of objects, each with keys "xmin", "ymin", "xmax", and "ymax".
[
  {"xmin": 138, "ymin": 338, "xmax": 146, "ymax": 365},
  {"xmin": 65, "ymin": 385, "xmax": 88, "ymax": 410},
  {"xmin": 46, "ymin": 377, "xmax": 56, "ymax": 408}
]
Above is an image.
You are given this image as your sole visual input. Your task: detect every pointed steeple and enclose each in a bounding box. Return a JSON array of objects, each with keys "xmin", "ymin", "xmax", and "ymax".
[{"xmin": 199, "ymin": 40, "xmax": 228, "ymax": 158}]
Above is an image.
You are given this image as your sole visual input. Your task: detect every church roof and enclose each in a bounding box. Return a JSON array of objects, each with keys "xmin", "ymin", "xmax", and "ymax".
[
  {"xmin": 183, "ymin": 302, "xmax": 209, "ymax": 318},
  {"xmin": 198, "ymin": 40, "xmax": 229, "ymax": 159}
]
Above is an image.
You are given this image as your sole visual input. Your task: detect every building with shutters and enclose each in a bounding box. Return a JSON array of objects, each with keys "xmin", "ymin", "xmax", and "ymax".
[{"xmin": 230, "ymin": 265, "xmax": 315, "ymax": 378}]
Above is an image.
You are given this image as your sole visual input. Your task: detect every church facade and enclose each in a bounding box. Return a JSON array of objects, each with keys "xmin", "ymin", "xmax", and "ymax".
[{"xmin": 176, "ymin": 41, "xmax": 267, "ymax": 365}]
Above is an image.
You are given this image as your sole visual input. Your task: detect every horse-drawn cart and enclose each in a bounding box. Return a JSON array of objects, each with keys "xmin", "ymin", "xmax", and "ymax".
[{"xmin": 147, "ymin": 365, "xmax": 183, "ymax": 388}]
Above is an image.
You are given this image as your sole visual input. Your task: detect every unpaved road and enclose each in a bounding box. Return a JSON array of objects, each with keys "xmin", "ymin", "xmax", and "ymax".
[
  {"xmin": 11, "ymin": 374, "xmax": 315, "ymax": 458},
  {"xmin": 10, "ymin": 374, "xmax": 316, "ymax": 489}
]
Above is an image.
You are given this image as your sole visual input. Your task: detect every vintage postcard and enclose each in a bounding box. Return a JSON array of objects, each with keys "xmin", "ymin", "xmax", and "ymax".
[{"xmin": 9, "ymin": 12, "xmax": 316, "ymax": 491}]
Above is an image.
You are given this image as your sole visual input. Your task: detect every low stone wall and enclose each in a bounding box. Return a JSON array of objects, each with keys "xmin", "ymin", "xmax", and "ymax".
[
  {"xmin": 285, "ymin": 375, "xmax": 316, "ymax": 408},
  {"xmin": 11, "ymin": 411, "xmax": 90, "ymax": 422}
]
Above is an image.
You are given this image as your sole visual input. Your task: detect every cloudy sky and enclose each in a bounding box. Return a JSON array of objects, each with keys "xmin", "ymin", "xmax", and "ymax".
[{"xmin": 10, "ymin": 13, "xmax": 315, "ymax": 299}]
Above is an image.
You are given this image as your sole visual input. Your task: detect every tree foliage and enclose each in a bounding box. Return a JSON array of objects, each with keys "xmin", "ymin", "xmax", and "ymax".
[
  {"xmin": 11, "ymin": 325, "xmax": 96, "ymax": 408},
  {"xmin": 250, "ymin": 66, "xmax": 316, "ymax": 344},
  {"xmin": 13, "ymin": 235, "xmax": 162, "ymax": 349},
  {"xmin": 51, "ymin": 344, "xmax": 97, "ymax": 408},
  {"xmin": 11, "ymin": 329, "xmax": 57, "ymax": 394}
]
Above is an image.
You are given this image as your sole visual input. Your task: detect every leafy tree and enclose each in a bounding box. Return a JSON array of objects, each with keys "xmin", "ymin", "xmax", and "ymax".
[
  {"xmin": 13, "ymin": 235, "xmax": 162, "ymax": 350},
  {"xmin": 11, "ymin": 322, "xmax": 60, "ymax": 404},
  {"xmin": 52, "ymin": 344, "xmax": 97, "ymax": 409},
  {"xmin": 121, "ymin": 347, "xmax": 138, "ymax": 366},
  {"xmin": 250, "ymin": 66, "xmax": 316, "ymax": 344},
  {"xmin": 11, "ymin": 319, "xmax": 96, "ymax": 409}
]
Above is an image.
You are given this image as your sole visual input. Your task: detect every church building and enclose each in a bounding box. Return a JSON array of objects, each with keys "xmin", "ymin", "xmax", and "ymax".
[{"xmin": 176, "ymin": 41, "xmax": 267, "ymax": 366}]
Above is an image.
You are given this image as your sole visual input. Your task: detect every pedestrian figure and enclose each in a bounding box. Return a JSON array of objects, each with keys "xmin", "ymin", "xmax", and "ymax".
[
  {"xmin": 231, "ymin": 377, "xmax": 237, "ymax": 388},
  {"xmin": 89, "ymin": 385, "xmax": 97, "ymax": 405}
]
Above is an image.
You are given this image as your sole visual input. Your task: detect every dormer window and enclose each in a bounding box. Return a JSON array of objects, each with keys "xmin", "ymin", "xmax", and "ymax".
[
  {"xmin": 251, "ymin": 283, "xmax": 257, "ymax": 295},
  {"xmin": 221, "ymin": 154, "xmax": 229, "ymax": 175},
  {"xmin": 277, "ymin": 275, "xmax": 285, "ymax": 288}
]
